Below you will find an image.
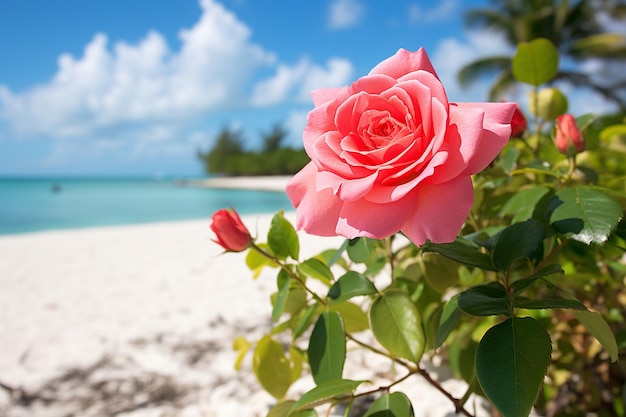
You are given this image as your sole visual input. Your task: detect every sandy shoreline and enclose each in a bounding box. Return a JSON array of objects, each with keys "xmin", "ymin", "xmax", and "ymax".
[
  {"xmin": 185, "ymin": 175, "xmax": 291, "ymax": 192},
  {"xmin": 0, "ymin": 214, "xmax": 343, "ymax": 416},
  {"xmin": 0, "ymin": 211, "xmax": 485, "ymax": 416}
]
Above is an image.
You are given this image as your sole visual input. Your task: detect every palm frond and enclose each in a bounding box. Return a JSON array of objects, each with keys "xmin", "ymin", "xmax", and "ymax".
[
  {"xmin": 457, "ymin": 56, "xmax": 512, "ymax": 88},
  {"xmin": 556, "ymin": 70, "xmax": 626, "ymax": 109},
  {"xmin": 464, "ymin": 9, "xmax": 517, "ymax": 43},
  {"xmin": 569, "ymin": 33, "xmax": 626, "ymax": 59},
  {"xmin": 488, "ymin": 70, "xmax": 517, "ymax": 102}
]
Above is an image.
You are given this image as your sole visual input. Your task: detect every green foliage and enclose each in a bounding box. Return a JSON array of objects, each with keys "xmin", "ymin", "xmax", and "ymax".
[
  {"xmin": 370, "ymin": 290, "xmax": 425, "ymax": 363},
  {"xmin": 363, "ymin": 392, "xmax": 414, "ymax": 417},
  {"xmin": 476, "ymin": 317, "xmax": 552, "ymax": 417},
  {"xmin": 197, "ymin": 124, "xmax": 310, "ymax": 176},
  {"xmin": 327, "ymin": 271, "xmax": 377, "ymax": 303},
  {"xmin": 308, "ymin": 311, "xmax": 346, "ymax": 384},
  {"xmin": 513, "ymin": 38, "xmax": 559, "ymax": 86},
  {"xmin": 548, "ymin": 186, "xmax": 623, "ymax": 244},
  {"xmin": 290, "ymin": 379, "xmax": 365, "ymax": 413},
  {"xmin": 269, "ymin": 211, "xmax": 300, "ymax": 260},
  {"xmin": 223, "ymin": 37, "xmax": 626, "ymax": 417},
  {"xmin": 460, "ymin": 1, "xmax": 626, "ymax": 105},
  {"xmin": 253, "ymin": 335, "xmax": 293, "ymax": 399}
]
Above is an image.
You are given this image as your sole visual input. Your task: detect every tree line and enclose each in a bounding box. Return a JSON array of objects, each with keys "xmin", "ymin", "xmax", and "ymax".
[{"xmin": 197, "ymin": 124, "xmax": 310, "ymax": 176}]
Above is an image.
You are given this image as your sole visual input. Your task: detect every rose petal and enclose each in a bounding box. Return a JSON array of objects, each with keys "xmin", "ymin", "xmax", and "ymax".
[
  {"xmin": 428, "ymin": 105, "xmax": 484, "ymax": 184},
  {"xmin": 350, "ymin": 73, "xmax": 397, "ymax": 95},
  {"xmin": 397, "ymin": 70, "xmax": 448, "ymax": 114},
  {"xmin": 335, "ymin": 92, "xmax": 393, "ymax": 136},
  {"xmin": 400, "ymin": 175, "xmax": 474, "ymax": 245},
  {"xmin": 453, "ymin": 102, "xmax": 516, "ymax": 175},
  {"xmin": 369, "ymin": 48, "xmax": 437, "ymax": 80},
  {"xmin": 311, "ymin": 87, "xmax": 344, "ymax": 107},
  {"xmin": 336, "ymin": 194, "xmax": 415, "ymax": 239},
  {"xmin": 286, "ymin": 163, "xmax": 343, "ymax": 236}
]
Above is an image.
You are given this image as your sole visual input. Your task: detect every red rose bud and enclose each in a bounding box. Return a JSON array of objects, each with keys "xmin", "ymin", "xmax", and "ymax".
[
  {"xmin": 555, "ymin": 114, "xmax": 584, "ymax": 156},
  {"xmin": 210, "ymin": 208, "xmax": 252, "ymax": 252},
  {"xmin": 510, "ymin": 104, "xmax": 527, "ymax": 137}
]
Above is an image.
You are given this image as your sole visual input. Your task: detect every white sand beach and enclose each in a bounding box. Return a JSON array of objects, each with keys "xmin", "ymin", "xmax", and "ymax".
[
  {"xmin": 0, "ymin": 178, "xmax": 488, "ymax": 417},
  {"xmin": 186, "ymin": 176, "xmax": 292, "ymax": 192}
]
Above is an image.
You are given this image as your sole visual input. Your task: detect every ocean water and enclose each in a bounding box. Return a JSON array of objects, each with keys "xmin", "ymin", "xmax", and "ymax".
[{"xmin": 0, "ymin": 177, "xmax": 294, "ymax": 235}]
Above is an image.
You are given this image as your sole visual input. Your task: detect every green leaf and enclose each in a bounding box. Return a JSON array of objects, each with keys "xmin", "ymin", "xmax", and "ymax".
[
  {"xmin": 514, "ymin": 297, "xmax": 587, "ymax": 310},
  {"xmin": 330, "ymin": 301, "xmax": 369, "ymax": 333},
  {"xmin": 600, "ymin": 123, "xmax": 626, "ymax": 142},
  {"xmin": 328, "ymin": 271, "xmax": 377, "ymax": 302},
  {"xmin": 246, "ymin": 243, "xmax": 278, "ymax": 278},
  {"xmin": 549, "ymin": 187, "xmax": 623, "ymax": 245},
  {"xmin": 298, "ymin": 258, "xmax": 333, "ymax": 285},
  {"xmin": 289, "ymin": 379, "xmax": 365, "ymax": 412},
  {"xmin": 268, "ymin": 401, "xmax": 318, "ymax": 417},
  {"xmin": 232, "ymin": 336, "xmax": 250, "ymax": 371},
  {"xmin": 458, "ymin": 283, "xmax": 511, "ymax": 316},
  {"xmin": 436, "ymin": 294, "xmax": 463, "ymax": 348},
  {"xmin": 573, "ymin": 310, "xmax": 619, "ymax": 362},
  {"xmin": 476, "ymin": 317, "xmax": 552, "ymax": 417},
  {"xmin": 449, "ymin": 338, "xmax": 479, "ymax": 384},
  {"xmin": 500, "ymin": 186, "xmax": 552, "ymax": 223},
  {"xmin": 363, "ymin": 254, "xmax": 388, "ymax": 276},
  {"xmin": 363, "ymin": 392, "xmax": 414, "ymax": 417},
  {"xmin": 489, "ymin": 219, "xmax": 545, "ymax": 271},
  {"xmin": 268, "ymin": 211, "xmax": 300, "ymax": 260},
  {"xmin": 347, "ymin": 237, "xmax": 375, "ymax": 263},
  {"xmin": 289, "ymin": 346, "xmax": 304, "ymax": 383},
  {"xmin": 510, "ymin": 264, "xmax": 564, "ymax": 296},
  {"xmin": 253, "ymin": 336, "xmax": 292, "ymax": 399},
  {"xmin": 500, "ymin": 146, "xmax": 521, "ymax": 174},
  {"xmin": 370, "ymin": 290, "xmax": 425, "ymax": 363},
  {"xmin": 281, "ymin": 286, "xmax": 308, "ymax": 317},
  {"xmin": 422, "ymin": 239, "xmax": 497, "ymax": 271},
  {"xmin": 293, "ymin": 303, "xmax": 319, "ymax": 341},
  {"xmin": 512, "ymin": 38, "xmax": 559, "ymax": 86},
  {"xmin": 421, "ymin": 252, "xmax": 460, "ymax": 293},
  {"xmin": 328, "ymin": 239, "xmax": 350, "ymax": 266},
  {"xmin": 575, "ymin": 113, "xmax": 594, "ymax": 133},
  {"xmin": 272, "ymin": 273, "xmax": 291, "ymax": 322},
  {"xmin": 308, "ymin": 311, "xmax": 346, "ymax": 384}
]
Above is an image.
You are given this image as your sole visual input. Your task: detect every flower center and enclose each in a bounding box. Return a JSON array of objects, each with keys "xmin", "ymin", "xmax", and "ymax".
[{"xmin": 359, "ymin": 110, "xmax": 404, "ymax": 149}]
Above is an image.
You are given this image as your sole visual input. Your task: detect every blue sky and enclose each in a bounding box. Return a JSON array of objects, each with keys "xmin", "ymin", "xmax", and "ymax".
[{"xmin": 0, "ymin": 0, "xmax": 618, "ymax": 177}]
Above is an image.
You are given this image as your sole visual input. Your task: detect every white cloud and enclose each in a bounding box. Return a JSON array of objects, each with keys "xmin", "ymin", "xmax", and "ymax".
[
  {"xmin": 0, "ymin": 0, "xmax": 277, "ymax": 140},
  {"xmin": 328, "ymin": 0, "xmax": 365, "ymax": 30},
  {"xmin": 252, "ymin": 57, "xmax": 353, "ymax": 106},
  {"xmin": 409, "ymin": 0, "xmax": 458, "ymax": 23},
  {"xmin": 0, "ymin": 0, "xmax": 358, "ymax": 171}
]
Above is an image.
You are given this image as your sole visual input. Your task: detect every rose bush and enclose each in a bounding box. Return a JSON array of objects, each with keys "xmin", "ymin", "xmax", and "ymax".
[
  {"xmin": 213, "ymin": 39, "xmax": 625, "ymax": 417},
  {"xmin": 286, "ymin": 48, "xmax": 516, "ymax": 245}
]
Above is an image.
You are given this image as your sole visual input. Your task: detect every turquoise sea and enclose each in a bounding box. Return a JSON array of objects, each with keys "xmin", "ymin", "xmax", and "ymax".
[{"xmin": 0, "ymin": 177, "xmax": 293, "ymax": 235}]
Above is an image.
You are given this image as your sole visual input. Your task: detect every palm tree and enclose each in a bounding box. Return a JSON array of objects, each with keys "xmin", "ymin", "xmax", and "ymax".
[{"xmin": 458, "ymin": 0, "xmax": 626, "ymax": 108}]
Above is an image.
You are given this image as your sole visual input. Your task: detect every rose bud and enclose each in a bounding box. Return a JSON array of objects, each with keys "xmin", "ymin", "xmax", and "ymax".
[
  {"xmin": 210, "ymin": 208, "xmax": 252, "ymax": 252},
  {"xmin": 555, "ymin": 114, "xmax": 584, "ymax": 156},
  {"xmin": 510, "ymin": 104, "xmax": 527, "ymax": 137}
]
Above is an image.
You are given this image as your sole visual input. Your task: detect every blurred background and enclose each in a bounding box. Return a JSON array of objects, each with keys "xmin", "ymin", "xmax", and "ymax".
[{"xmin": 1, "ymin": 0, "xmax": 623, "ymax": 178}]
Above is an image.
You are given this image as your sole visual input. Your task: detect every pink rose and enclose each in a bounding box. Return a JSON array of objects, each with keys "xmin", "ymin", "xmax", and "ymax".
[
  {"xmin": 286, "ymin": 48, "xmax": 516, "ymax": 246},
  {"xmin": 210, "ymin": 208, "xmax": 252, "ymax": 252}
]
